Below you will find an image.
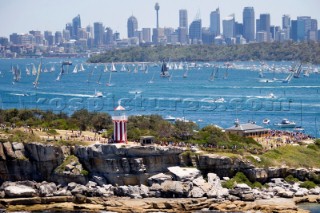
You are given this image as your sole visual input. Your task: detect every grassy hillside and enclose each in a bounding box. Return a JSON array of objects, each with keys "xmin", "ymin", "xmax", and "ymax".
[{"xmin": 87, "ymin": 42, "xmax": 320, "ymax": 64}]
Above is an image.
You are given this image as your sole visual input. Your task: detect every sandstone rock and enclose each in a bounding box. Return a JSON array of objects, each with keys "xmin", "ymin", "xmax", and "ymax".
[
  {"xmin": 309, "ymin": 187, "xmax": 320, "ymax": 195},
  {"xmin": 53, "ymin": 187, "xmax": 72, "ymax": 196},
  {"xmin": 160, "ymin": 180, "xmax": 188, "ymax": 197},
  {"xmin": 0, "ymin": 143, "xmax": 6, "ymax": 160},
  {"xmin": 278, "ymin": 190, "xmax": 294, "ymax": 198},
  {"xmin": 71, "ymin": 184, "xmax": 87, "ymax": 195},
  {"xmin": 96, "ymin": 184, "xmax": 114, "ymax": 197},
  {"xmin": 148, "ymin": 173, "xmax": 172, "ymax": 185},
  {"xmin": 3, "ymin": 142, "xmax": 16, "ymax": 159},
  {"xmin": 86, "ymin": 181, "xmax": 97, "ymax": 188},
  {"xmin": 140, "ymin": 184, "xmax": 149, "ymax": 198},
  {"xmin": 4, "ymin": 184, "xmax": 37, "ymax": 198},
  {"xmin": 192, "ymin": 176, "xmax": 211, "ymax": 193},
  {"xmin": 92, "ymin": 175, "xmax": 107, "ymax": 186},
  {"xmin": 167, "ymin": 166, "xmax": 201, "ymax": 182},
  {"xmin": 39, "ymin": 182, "xmax": 57, "ymax": 197},
  {"xmin": 189, "ymin": 186, "xmax": 205, "ymax": 198}
]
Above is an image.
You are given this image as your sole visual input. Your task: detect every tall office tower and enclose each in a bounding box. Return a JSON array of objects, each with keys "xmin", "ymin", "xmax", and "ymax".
[
  {"xmin": 55, "ymin": 31, "xmax": 63, "ymax": 44},
  {"xmin": 210, "ymin": 8, "xmax": 220, "ymax": 36},
  {"xmin": 86, "ymin": 25, "xmax": 93, "ymax": 38},
  {"xmin": 178, "ymin": 27, "xmax": 188, "ymax": 44},
  {"xmin": 290, "ymin": 20, "xmax": 298, "ymax": 41},
  {"xmin": 297, "ymin": 16, "xmax": 311, "ymax": 41},
  {"xmin": 179, "ymin": 9, "xmax": 188, "ymax": 33},
  {"xmin": 65, "ymin": 23, "xmax": 73, "ymax": 38},
  {"xmin": 44, "ymin": 31, "xmax": 52, "ymax": 41},
  {"xmin": 259, "ymin": 13, "xmax": 271, "ymax": 41},
  {"xmin": 282, "ymin": 15, "xmax": 291, "ymax": 40},
  {"xmin": 142, "ymin": 28, "xmax": 151, "ymax": 43},
  {"xmin": 189, "ymin": 18, "xmax": 202, "ymax": 44},
  {"xmin": 223, "ymin": 14, "xmax": 235, "ymax": 38},
  {"xmin": 243, "ymin": 7, "xmax": 255, "ymax": 42},
  {"xmin": 63, "ymin": 29, "xmax": 71, "ymax": 41},
  {"xmin": 72, "ymin": 14, "xmax": 81, "ymax": 39},
  {"xmin": 94, "ymin": 22, "xmax": 104, "ymax": 47},
  {"xmin": 127, "ymin": 16, "xmax": 138, "ymax": 38},
  {"xmin": 77, "ymin": 28, "xmax": 88, "ymax": 39},
  {"xmin": 282, "ymin": 15, "xmax": 291, "ymax": 29},
  {"xmin": 235, "ymin": 22, "xmax": 243, "ymax": 36},
  {"xmin": 105, "ymin": 27, "xmax": 114, "ymax": 45}
]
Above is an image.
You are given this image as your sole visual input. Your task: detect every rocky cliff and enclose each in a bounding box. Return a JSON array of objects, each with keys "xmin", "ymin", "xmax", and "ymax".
[
  {"xmin": 0, "ymin": 142, "xmax": 319, "ymax": 186},
  {"xmin": 0, "ymin": 142, "xmax": 183, "ymax": 186}
]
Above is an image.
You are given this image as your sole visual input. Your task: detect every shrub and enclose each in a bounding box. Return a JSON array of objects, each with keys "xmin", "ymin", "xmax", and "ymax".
[
  {"xmin": 222, "ymin": 179, "xmax": 235, "ymax": 189},
  {"xmin": 285, "ymin": 175, "xmax": 299, "ymax": 184},
  {"xmin": 81, "ymin": 170, "xmax": 89, "ymax": 176},
  {"xmin": 300, "ymin": 181, "xmax": 317, "ymax": 189}
]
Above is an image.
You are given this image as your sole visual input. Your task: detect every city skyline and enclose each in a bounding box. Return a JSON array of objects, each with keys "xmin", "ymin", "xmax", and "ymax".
[{"xmin": 0, "ymin": 0, "xmax": 319, "ymax": 38}]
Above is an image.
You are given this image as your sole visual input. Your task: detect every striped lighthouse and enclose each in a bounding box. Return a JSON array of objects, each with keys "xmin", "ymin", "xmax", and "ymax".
[{"xmin": 112, "ymin": 104, "xmax": 128, "ymax": 143}]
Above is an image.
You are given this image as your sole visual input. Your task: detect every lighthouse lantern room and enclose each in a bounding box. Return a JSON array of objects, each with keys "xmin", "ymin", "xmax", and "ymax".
[{"xmin": 112, "ymin": 105, "xmax": 128, "ymax": 143}]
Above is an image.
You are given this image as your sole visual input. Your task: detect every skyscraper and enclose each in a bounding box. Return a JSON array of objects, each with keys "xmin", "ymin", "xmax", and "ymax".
[
  {"xmin": 94, "ymin": 22, "xmax": 104, "ymax": 47},
  {"xmin": 243, "ymin": 7, "xmax": 255, "ymax": 42},
  {"xmin": 72, "ymin": 15, "xmax": 81, "ymax": 39},
  {"xmin": 297, "ymin": 16, "xmax": 311, "ymax": 41},
  {"xmin": 179, "ymin": 9, "xmax": 188, "ymax": 33},
  {"xmin": 127, "ymin": 16, "xmax": 138, "ymax": 38},
  {"xmin": 210, "ymin": 8, "xmax": 220, "ymax": 36},
  {"xmin": 259, "ymin": 14, "xmax": 271, "ymax": 42},
  {"xmin": 189, "ymin": 19, "xmax": 202, "ymax": 44},
  {"xmin": 282, "ymin": 15, "xmax": 291, "ymax": 29},
  {"xmin": 223, "ymin": 14, "xmax": 235, "ymax": 39},
  {"xmin": 142, "ymin": 28, "xmax": 151, "ymax": 43}
]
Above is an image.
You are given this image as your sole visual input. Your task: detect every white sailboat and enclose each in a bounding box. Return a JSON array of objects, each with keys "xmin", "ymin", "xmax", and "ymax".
[
  {"xmin": 72, "ymin": 65, "xmax": 78, "ymax": 74},
  {"xmin": 94, "ymin": 89, "xmax": 103, "ymax": 97},
  {"xmin": 148, "ymin": 71, "xmax": 156, "ymax": 84},
  {"xmin": 120, "ymin": 64, "xmax": 126, "ymax": 72},
  {"xmin": 79, "ymin": 63, "xmax": 85, "ymax": 72},
  {"xmin": 106, "ymin": 72, "xmax": 112, "ymax": 86},
  {"xmin": 104, "ymin": 64, "xmax": 109, "ymax": 72},
  {"xmin": 50, "ymin": 65, "xmax": 55, "ymax": 72},
  {"xmin": 209, "ymin": 66, "xmax": 218, "ymax": 81},
  {"xmin": 110, "ymin": 62, "xmax": 117, "ymax": 72},
  {"xmin": 31, "ymin": 64, "xmax": 37, "ymax": 76},
  {"xmin": 33, "ymin": 62, "xmax": 42, "ymax": 88},
  {"xmin": 25, "ymin": 66, "xmax": 30, "ymax": 76}
]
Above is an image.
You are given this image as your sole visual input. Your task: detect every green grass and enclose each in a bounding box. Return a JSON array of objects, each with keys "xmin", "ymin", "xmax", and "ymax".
[
  {"xmin": 254, "ymin": 145, "xmax": 320, "ymax": 168},
  {"xmin": 300, "ymin": 181, "xmax": 317, "ymax": 189},
  {"xmin": 221, "ymin": 172, "xmax": 264, "ymax": 189}
]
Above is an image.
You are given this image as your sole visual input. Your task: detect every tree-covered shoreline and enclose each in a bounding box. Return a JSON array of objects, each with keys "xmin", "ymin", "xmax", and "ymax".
[{"xmin": 87, "ymin": 41, "xmax": 320, "ymax": 64}]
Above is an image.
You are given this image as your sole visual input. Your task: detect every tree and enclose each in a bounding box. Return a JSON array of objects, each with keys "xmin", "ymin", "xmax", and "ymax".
[
  {"xmin": 91, "ymin": 112, "xmax": 112, "ymax": 132},
  {"xmin": 71, "ymin": 109, "xmax": 92, "ymax": 131}
]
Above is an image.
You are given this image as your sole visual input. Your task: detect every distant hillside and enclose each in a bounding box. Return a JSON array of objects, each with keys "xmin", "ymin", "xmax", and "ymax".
[{"xmin": 87, "ymin": 41, "xmax": 320, "ymax": 64}]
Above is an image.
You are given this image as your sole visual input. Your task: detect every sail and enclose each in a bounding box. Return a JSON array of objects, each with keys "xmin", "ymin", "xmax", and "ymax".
[
  {"xmin": 32, "ymin": 64, "xmax": 37, "ymax": 76},
  {"xmin": 160, "ymin": 62, "xmax": 170, "ymax": 77},
  {"xmin": 110, "ymin": 62, "xmax": 117, "ymax": 72},
  {"xmin": 72, "ymin": 65, "xmax": 78, "ymax": 73},
  {"xmin": 33, "ymin": 62, "xmax": 42, "ymax": 87}
]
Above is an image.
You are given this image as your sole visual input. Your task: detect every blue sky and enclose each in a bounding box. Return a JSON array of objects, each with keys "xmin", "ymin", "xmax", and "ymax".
[{"xmin": 0, "ymin": 0, "xmax": 319, "ymax": 38}]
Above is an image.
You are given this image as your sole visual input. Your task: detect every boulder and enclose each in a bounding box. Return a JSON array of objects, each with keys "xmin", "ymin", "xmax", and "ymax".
[
  {"xmin": 92, "ymin": 175, "xmax": 107, "ymax": 186},
  {"xmin": 4, "ymin": 185, "xmax": 37, "ymax": 198},
  {"xmin": 53, "ymin": 187, "xmax": 72, "ymax": 196},
  {"xmin": 160, "ymin": 180, "xmax": 188, "ymax": 197},
  {"xmin": 167, "ymin": 166, "xmax": 201, "ymax": 182},
  {"xmin": 148, "ymin": 173, "xmax": 172, "ymax": 185},
  {"xmin": 39, "ymin": 182, "xmax": 57, "ymax": 197},
  {"xmin": 140, "ymin": 184, "xmax": 149, "ymax": 198},
  {"xmin": 188, "ymin": 186, "xmax": 205, "ymax": 198},
  {"xmin": 192, "ymin": 176, "xmax": 211, "ymax": 193}
]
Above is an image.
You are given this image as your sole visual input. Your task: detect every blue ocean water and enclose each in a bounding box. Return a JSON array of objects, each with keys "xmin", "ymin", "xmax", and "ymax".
[
  {"xmin": 0, "ymin": 58, "xmax": 320, "ymax": 137},
  {"xmin": 298, "ymin": 203, "xmax": 320, "ymax": 213}
]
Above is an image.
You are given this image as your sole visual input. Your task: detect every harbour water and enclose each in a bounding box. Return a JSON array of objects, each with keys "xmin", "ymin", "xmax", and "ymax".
[
  {"xmin": 298, "ymin": 203, "xmax": 320, "ymax": 213},
  {"xmin": 0, "ymin": 58, "xmax": 320, "ymax": 137}
]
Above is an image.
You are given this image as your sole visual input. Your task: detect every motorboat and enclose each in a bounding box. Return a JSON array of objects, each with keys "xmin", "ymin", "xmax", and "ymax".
[
  {"xmin": 274, "ymin": 118, "xmax": 296, "ymax": 128},
  {"xmin": 164, "ymin": 115, "xmax": 176, "ymax": 122},
  {"xmin": 263, "ymin": 119, "xmax": 270, "ymax": 125},
  {"xmin": 94, "ymin": 90, "xmax": 103, "ymax": 98}
]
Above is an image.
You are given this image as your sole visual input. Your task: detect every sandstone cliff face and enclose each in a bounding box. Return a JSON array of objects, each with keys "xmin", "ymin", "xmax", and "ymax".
[
  {"xmin": 0, "ymin": 142, "xmax": 183, "ymax": 186},
  {"xmin": 197, "ymin": 154, "xmax": 320, "ymax": 183},
  {"xmin": 74, "ymin": 145, "xmax": 183, "ymax": 185}
]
